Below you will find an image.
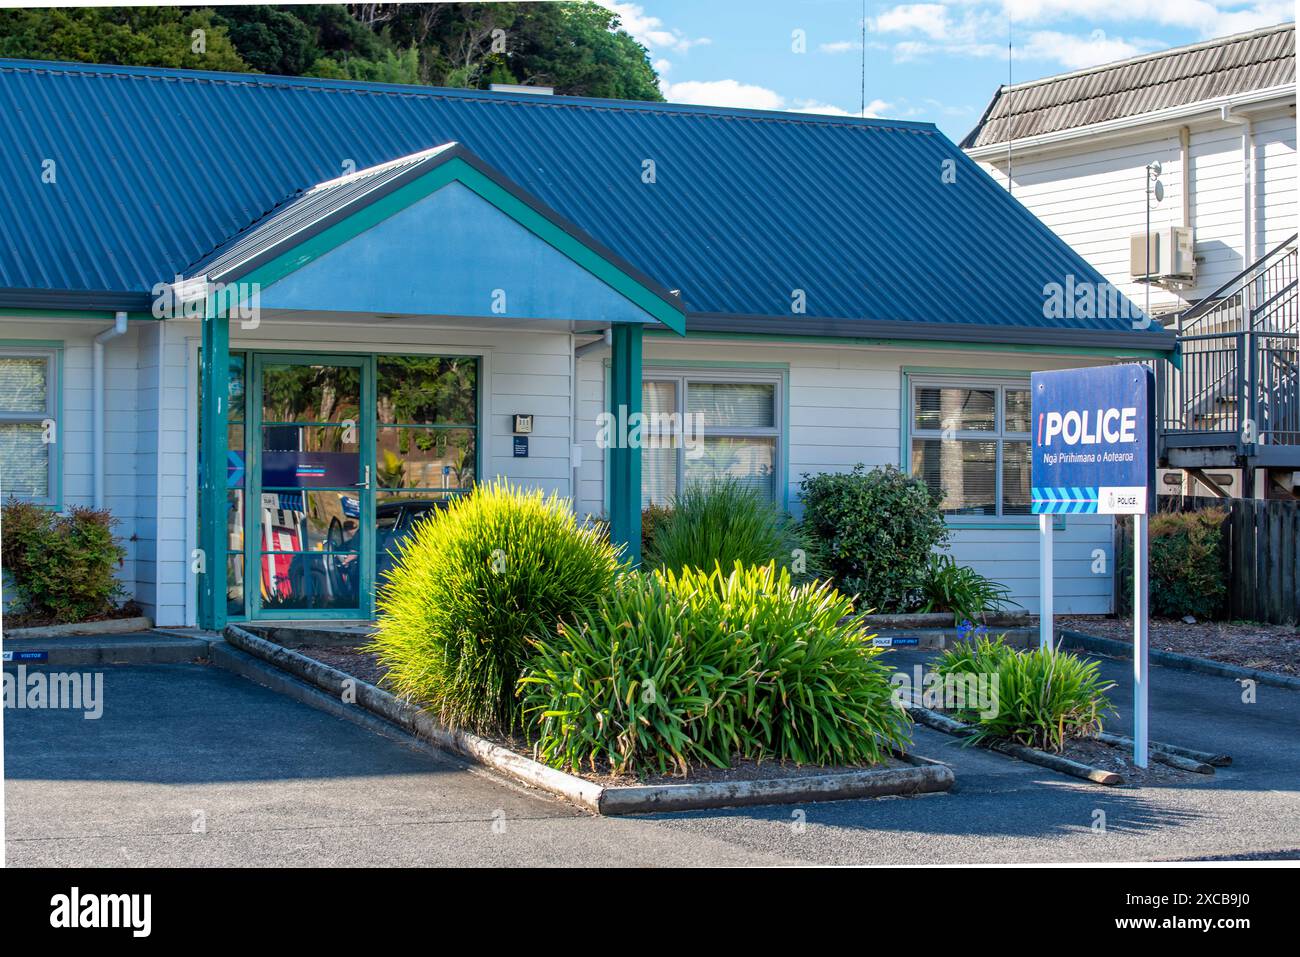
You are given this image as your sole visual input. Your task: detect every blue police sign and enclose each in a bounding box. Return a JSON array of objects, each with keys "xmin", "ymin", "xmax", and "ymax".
[{"xmin": 1031, "ymin": 364, "xmax": 1155, "ymax": 515}]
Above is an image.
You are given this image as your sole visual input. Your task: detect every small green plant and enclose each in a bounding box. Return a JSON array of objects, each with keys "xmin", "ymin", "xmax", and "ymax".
[
  {"xmin": 918, "ymin": 553, "xmax": 1017, "ymax": 624},
  {"xmin": 640, "ymin": 502, "xmax": 672, "ymax": 558},
  {"xmin": 520, "ymin": 562, "xmax": 911, "ymax": 777},
  {"xmin": 645, "ymin": 478, "xmax": 824, "ymax": 581},
  {"xmin": 0, "ymin": 500, "xmax": 127, "ymax": 624},
  {"xmin": 1119, "ymin": 509, "xmax": 1227, "ymax": 620},
  {"xmin": 369, "ymin": 480, "xmax": 623, "ymax": 734},
  {"xmin": 933, "ymin": 635, "xmax": 1116, "ymax": 752},
  {"xmin": 799, "ymin": 464, "xmax": 948, "ymax": 612}
]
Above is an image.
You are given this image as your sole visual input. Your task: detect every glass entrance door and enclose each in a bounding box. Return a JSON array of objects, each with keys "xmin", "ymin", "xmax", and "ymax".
[{"xmin": 249, "ymin": 355, "xmax": 371, "ymax": 618}]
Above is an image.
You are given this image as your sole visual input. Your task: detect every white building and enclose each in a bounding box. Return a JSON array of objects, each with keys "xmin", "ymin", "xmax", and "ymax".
[
  {"xmin": 963, "ymin": 23, "xmax": 1296, "ymax": 320},
  {"xmin": 964, "ymin": 23, "xmax": 1297, "ymax": 500}
]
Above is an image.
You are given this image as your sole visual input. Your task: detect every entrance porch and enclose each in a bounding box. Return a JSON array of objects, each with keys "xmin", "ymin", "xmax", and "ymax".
[{"xmin": 184, "ymin": 144, "xmax": 685, "ymax": 628}]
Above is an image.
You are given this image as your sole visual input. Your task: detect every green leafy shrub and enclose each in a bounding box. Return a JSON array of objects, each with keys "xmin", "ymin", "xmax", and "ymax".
[
  {"xmin": 1119, "ymin": 509, "xmax": 1227, "ymax": 620},
  {"xmin": 799, "ymin": 464, "xmax": 948, "ymax": 612},
  {"xmin": 369, "ymin": 480, "xmax": 623, "ymax": 734},
  {"xmin": 0, "ymin": 500, "xmax": 126, "ymax": 624},
  {"xmin": 640, "ymin": 502, "xmax": 672, "ymax": 558},
  {"xmin": 520, "ymin": 562, "xmax": 912, "ymax": 776},
  {"xmin": 933, "ymin": 636, "xmax": 1115, "ymax": 752},
  {"xmin": 918, "ymin": 553, "xmax": 1017, "ymax": 624},
  {"xmin": 645, "ymin": 478, "xmax": 825, "ymax": 581}
]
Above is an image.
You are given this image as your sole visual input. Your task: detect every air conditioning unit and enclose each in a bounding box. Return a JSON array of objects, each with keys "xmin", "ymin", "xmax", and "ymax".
[{"xmin": 1131, "ymin": 226, "xmax": 1196, "ymax": 283}]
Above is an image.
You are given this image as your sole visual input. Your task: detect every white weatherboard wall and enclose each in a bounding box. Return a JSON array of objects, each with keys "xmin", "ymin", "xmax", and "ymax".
[
  {"xmin": 973, "ymin": 103, "xmax": 1296, "ymax": 315},
  {"xmin": 0, "ymin": 317, "xmax": 145, "ymax": 615},
  {"xmin": 581, "ymin": 337, "xmax": 1118, "ymax": 615},
  {"xmin": 1, "ymin": 314, "xmax": 579, "ymax": 627},
  {"xmin": 4, "ymin": 313, "xmax": 1123, "ymax": 619}
]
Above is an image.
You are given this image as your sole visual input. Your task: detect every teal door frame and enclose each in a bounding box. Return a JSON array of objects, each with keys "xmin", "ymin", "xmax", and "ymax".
[
  {"xmin": 247, "ymin": 352, "xmax": 375, "ymax": 620},
  {"xmin": 198, "ymin": 298, "xmax": 229, "ymax": 630}
]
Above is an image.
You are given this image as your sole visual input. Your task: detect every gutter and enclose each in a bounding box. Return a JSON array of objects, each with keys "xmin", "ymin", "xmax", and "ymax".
[
  {"xmin": 92, "ymin": 311, "xmax": 128, "ymax": 509},
  {"xmin": 965, "ymin": 84, "xmax": 1295, "ymax": 161},
  {"xmin": 684, "ymin": 313, "xmax": 1178, "ymax": 353}
]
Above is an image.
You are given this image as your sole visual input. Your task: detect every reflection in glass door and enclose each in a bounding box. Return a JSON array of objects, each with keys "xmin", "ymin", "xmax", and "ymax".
[{"xmin": 250, "ymin": 356, "xmax": 370, "ymax": 617}]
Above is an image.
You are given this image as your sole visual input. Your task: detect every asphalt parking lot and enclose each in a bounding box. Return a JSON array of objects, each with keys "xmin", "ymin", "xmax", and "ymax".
[{"xmin": 4, "ymin": 647, "xmax": 1299, "ymax": 865}]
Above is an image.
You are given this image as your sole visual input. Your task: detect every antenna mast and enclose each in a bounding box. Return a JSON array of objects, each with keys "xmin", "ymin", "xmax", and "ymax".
[{"xmin": 860, "ymin": 0, "xmax": 867, "ymax": 117}]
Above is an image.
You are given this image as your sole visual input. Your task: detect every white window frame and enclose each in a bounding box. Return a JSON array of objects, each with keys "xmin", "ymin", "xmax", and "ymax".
[
  {"xmin": 907, "ymin": 374, "xmax": 1032, "ymax": 521},
  {"xmin": 640, "ymin": 368, "xmax": 785, "ymax": 506},
  {"xmin": 0, "ymin": 346, "xmax": 60, "ymax": 507}
]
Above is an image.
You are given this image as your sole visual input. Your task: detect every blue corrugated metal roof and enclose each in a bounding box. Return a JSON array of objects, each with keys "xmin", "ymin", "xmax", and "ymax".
[{"xmin": 0, "ymin": 58, "xmax": 1170, "ymax": 347}]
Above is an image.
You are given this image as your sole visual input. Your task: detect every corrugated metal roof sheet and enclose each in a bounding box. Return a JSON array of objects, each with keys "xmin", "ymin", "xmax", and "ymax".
[
  {"xmin": 0, "ymin": 57, "xmax": 1163, "ymax": 340},
  {"xmin": 962, "ymin": 22, "xmax": 1295, "ymax": 149},
  {"xmin": 190, "ymin": 142, "xmax": 459, "ymax": 282}
]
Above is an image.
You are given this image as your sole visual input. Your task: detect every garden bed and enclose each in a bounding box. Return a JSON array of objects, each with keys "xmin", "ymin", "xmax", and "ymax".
[
  {"xmin": 908, "ymin": 703, "xmax": 1206, "ymax": 787},
  {"xmin": 1061, "ymin": 738, "xmax": 1202, "ymax": 786},
  {"xmin": 1059, "ymin": 615, "xmax": 1300, "ymax": 677},
  {"xmin": 231, "ymin": 628, "xmax": 952, "ymax": 810},
  {"xmin": 295, "ymin": 641, "xmax": 916, "ymax": 786}
]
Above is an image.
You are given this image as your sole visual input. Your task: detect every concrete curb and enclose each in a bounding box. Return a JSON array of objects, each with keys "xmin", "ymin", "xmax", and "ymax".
[
  {"xmin": 906, "ymin": 704, "xmax": 1123, "ymax": 786},
  {"xmin": 861, "ymin": 612, "xmax": 1031, "ymax": 630},
  {"xmin": 2, "ymin": 633, "xmax": 212, "ymax": 666},
  {"xmin": 1057, "ymin": 628, "xmax": 1300, "ymax": 692},
  {"xmin": 1, "ymin": 616, "xmax": 153, "ymax": 640},
  {"xmin": 221, "ymin": 624, "xmax": 954, "ymax": 814}
]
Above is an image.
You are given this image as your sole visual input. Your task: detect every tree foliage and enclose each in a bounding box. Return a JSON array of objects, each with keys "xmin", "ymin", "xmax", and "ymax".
[
  {"xmin": 0, "ymin": 7, "xmax": 248, "ymax": 72},
  {"xmin": 0, "ymin": 3, "xmax": 663, "ymax": 100}
]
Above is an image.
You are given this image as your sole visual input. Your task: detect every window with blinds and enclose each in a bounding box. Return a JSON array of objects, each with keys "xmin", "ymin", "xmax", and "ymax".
[
  {"xmin": 908, "ymin": 378, "xmax": 1031, "ymax": 518},
  {"xmin": 640, "ymin": 373, "xmax": 780, "ymax": 507},
  {"xmin": 0, "ymin": 349, "xmax": 57, "ymax": 505}
]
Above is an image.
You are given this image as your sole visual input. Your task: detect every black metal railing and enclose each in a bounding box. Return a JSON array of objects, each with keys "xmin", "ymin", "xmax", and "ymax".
[{"xmin": 1158, "ymin": 233, "xmax": 1299, "ymax": 452}]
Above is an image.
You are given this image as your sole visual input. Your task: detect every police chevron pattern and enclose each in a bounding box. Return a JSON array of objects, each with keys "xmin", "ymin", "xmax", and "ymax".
[{"xmin": 1031, "ymin": 486, "xmax": 1099, "ymax": 514}]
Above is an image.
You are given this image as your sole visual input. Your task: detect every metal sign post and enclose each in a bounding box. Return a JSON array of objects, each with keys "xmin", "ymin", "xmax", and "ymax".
[
  {"xmin": 1133, "ymin": 512, "xmax": 1150, "ymax": 767},
  {"xmin": 1031, "ymin": 364, "xmax": 1156, "ymax": 767},
  {"xmin": 1038, "ymin": 513, "xmax": 1053, "ymax": 651}
]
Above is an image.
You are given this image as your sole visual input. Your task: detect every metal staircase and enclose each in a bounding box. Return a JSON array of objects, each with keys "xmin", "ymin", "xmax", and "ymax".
[{"xmin": 1158, "ymin": 233, "xmax": 1300, "ymax": 479}]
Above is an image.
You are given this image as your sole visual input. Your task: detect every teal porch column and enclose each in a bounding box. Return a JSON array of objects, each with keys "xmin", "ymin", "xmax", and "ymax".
[
  {"xmin": 608, "ymin": 323, "xmax": 643, "ymax": 566},
  {"xmin": 198, "ymin": 293, "xmax": 230, "ymax": 630}
]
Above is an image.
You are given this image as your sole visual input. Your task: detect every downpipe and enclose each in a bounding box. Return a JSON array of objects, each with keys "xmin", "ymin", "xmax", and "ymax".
[{"xmin": 92, "ymin": 311, "xmax": 129, "ymax": 509}]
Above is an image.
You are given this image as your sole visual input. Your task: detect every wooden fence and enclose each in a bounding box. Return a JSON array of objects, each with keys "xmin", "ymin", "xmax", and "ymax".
[{"xmin": 1114, "ymin": 495, "xmax": 1300, "ymax": 624}]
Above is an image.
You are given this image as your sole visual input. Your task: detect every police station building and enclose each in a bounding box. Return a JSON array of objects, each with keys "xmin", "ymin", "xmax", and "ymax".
[{"xmin": 0, "ymin": 59, "xmax": 1175, "ymax": 629}]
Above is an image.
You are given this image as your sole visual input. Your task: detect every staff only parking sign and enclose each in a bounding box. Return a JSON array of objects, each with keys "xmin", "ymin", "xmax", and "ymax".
[{"xmin": 1031, "ymin": 364, "xmax": 1155, "ymax": 515}]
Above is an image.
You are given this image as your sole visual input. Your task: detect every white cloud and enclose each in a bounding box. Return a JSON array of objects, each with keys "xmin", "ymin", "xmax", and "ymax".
[
  {"xmin": 819, "ymin": 40, "xmax": 862, "ymax": 54},
  {"xmin": 1002, "ymin": 1, "xmax": 1293, "ymax": 37},
  {"xmin": 1020, "ymin": 29, "xmax": 1156, "ymax": 68},
  {"xmin": 790, "ymin": 97, "xmax": 892, "ymax": 117},
  {"xmin": 872, "ymin": 3, "xmax": 954, "ymax": 40},
  {"xmin": 661, "ymin": 80, "xmax": 867, "ymax": 117},
  {"xmin": 661, "ymin": 79, "xmax": 786, "ymax": 111},
  {"xmin": 855, "ymin": 1, "xmax": 1294, "ymax": 67},
  {"xmin": 599, "ymin": 2, "xmax": 712, "ymax": 54}
]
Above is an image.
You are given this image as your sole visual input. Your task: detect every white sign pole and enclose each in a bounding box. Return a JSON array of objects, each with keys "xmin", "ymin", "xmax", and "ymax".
[
  {"xmin": 1132, "ymin": 513, "xmax": 1150, "ymax": 768},
  {"xmin": 1, "ymin": 469, "xmax": 6, "ymax": 869},
  {"xmin": 1039, "ymin": 513, "xmax": 1054, "ymax": 651}
]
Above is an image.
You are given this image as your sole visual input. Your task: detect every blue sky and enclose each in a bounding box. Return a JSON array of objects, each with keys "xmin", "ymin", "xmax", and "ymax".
[{"xmin": 602, "ymin": 1, "xmax": 1296, "ymax": 139}]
